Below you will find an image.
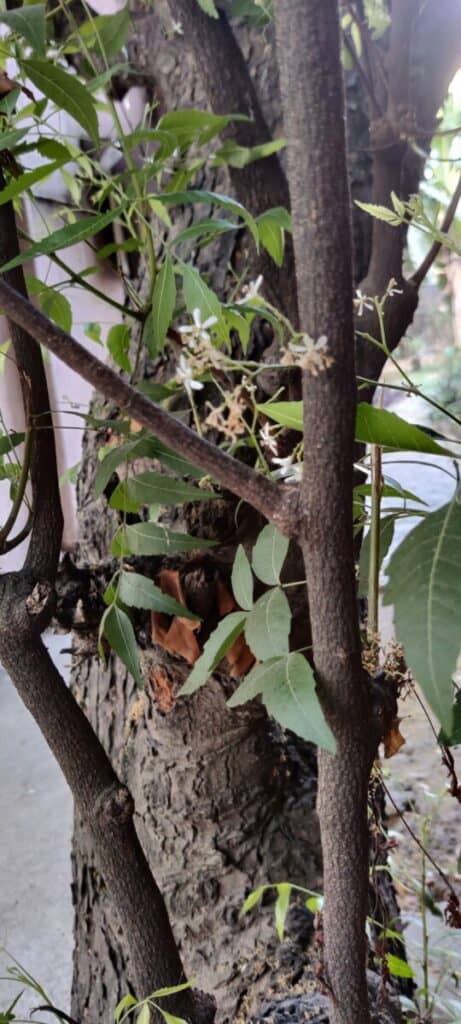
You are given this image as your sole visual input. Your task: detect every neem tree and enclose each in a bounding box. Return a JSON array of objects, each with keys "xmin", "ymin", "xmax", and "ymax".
[{"xmin": 0, "ymin": 3, "xmax": 461, "ymax": 1024}]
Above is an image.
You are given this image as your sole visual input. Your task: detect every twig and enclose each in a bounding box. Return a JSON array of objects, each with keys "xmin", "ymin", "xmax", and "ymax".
[
  {"xmin": 382, "ymin": 779, "xmax": 459, "ymax": 902},
  {"xmin": 0, "ymin": 423, "xmax": 32, "ymax": 551},
  {"xmin": 342, "ymin": 29, "xmax": 382, "ymax": 117},
  {"xmin": 412, "ymin": 171, "xmax": 461, "ymax": 287},
  {"xmin": 367, "ymin": 444, "xmax": 382, "ymax": 637},
  {"xmin": 0, "ymin": 277, "xmax": 300, "ymax": 538}
]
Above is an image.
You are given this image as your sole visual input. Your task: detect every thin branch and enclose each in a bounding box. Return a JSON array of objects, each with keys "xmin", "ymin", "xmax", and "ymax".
[
  {"xmin": 0, "ymin": 423, "xmax": 33, "ymax": 552},
  {"xmin": 342, "ymin": 28, "xmax": 382, "ymax": 117},
  {"xmin": 411, "ymin": 171, "xmax": 461, "ymax": 287},
  {"xmin": 1, "ymin": 512, "xmax": 32, "ymax": 554},
  {"xmin": 0, "ymin": 277, "xmax": 300, "ymax": 538},
  {"xmin": 0, "ymin": 178, "xmax": 63, "ymax": 578}
]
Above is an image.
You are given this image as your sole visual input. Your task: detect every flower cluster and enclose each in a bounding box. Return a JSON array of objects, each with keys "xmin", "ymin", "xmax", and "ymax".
[{"xmin": 281, "ymin": 333, "xmax": 334, "ymax": 375}]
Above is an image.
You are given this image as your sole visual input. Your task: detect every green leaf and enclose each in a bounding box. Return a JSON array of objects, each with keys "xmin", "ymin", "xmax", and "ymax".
[
  {"xmin": 0, "ymin": 127, "xmax": 28, "ymax": 153},
  {"xmin": 212, "ymin": 138, "xmax": 286, "ymax": 170},
  {"xmin": 384, "ymin": 497, "xmax": 461, "ymax": 733},
  {"xmin": 229, "ymin": 654, "xmax": 336, "ymax": 751},
  {"xmin": 159, "ymin": 190, "xmax": 257, "ymax": 244},
  {"xmin": 274, "ymin": 883, "xmax": 292, "ymax": 942},
  {"xmin": 159, "ymin": 109, "xmax": 245, "ymax": 148},
  {"xmin": 0, "ymin": 207, "xmax": 124, "ymax": 273},
  {"xmin": 355, "ymin": 199, "xmax": 402, "ymax": 225},
  {"xmin": 385, "ymin": 954, "xmax": 414, "ymax": 980},
  {"xmin": 264, "ymin": 653, "xmax": 336, "ymax": 752},
  {"xmin": 95, "ymin": 436, "xmax": 202, "ymax": 497},
  {"xmin": 0, "ymin": 431, "xmax": 25, "ymax": 455},
  {"xmin": 0, "ymin": 5, "xmax": 46, "ymax": 55},
  {"xmin": 227, "ymin": 657, "xmax": 283, "ymax": 707},
  {"xmin": 245, "ymin": 587, "xmax": 291, "ymax": 661},
  {"xmin": 182, "ymin": 264, "xmax": 221, "ymax": 324},
  {"xmin": 195, "ymin": 0, "xmax": 219, "ymax": 17},
  {"xmin": 22, "ymin": 60, "xmax": 99, "ymax": 142},
  {"xmin": 137, "ymin": 1005, "xmax": 150, "ymax": 1024},
  {"xmin": 355, "ymin": 404, "xmax": 451, "ymax": 455},
  {"xmin": 179, "ymin": 612, "xmax": 247, "ymax": 695},
  {"xmin": 173, "ymin": 218, "xmax": 238, "ymax": 245},
  {"xmin": 231, "ymin": 545, "xmax": 253, "ymax": 610},
  {"xmin": 112, "ymin": 522, "xmax": 216, "ymax": 557},
  {"xmin": 240, "ymin": 885, "xmax": 267, "ymax": 916},
  {"xmin": 0, "ymin": 160, "xmax": 66, "ymax": 208},
  {"xmin": 252, "ymin": 524, "xmax": 289, "ymax": 586},
  {"xmin": 150, "ymin": 981, "xmax": 194, "ymax": 999},
  {"xmin": 41, "ymin": 288, "xmax": 72, "ymax": 333},
  {"xmin": 157, "ymin": 1011, "xmax": 188, "ymax": 1024},
  {"xmin": 118, "ymin": 570, "xmax": 197, "ymax": 620},
  {"xmin": 358, "ymin": 514, "xmax": 395, "ymax": 599},
  {"xmin": 109, "ymin": 471, "xmax": 216, "ymax": 512},
  {"xmin": 107, "ymin": 324, "xmax": 131, "ymax": 373},
  {"xmin": 257, "ymin": 400, "xmax": 302, "ymax": 431},
  {"xmin": 256, "ymin": 210, "xmax": 285, "ymax": 266},
  {"xmin": 76, "ymin": 6, "xmax": 130, "ymax": 58},
  {"xmin": 259, "ymin": 400, "xmax": 453, "ymax": 456},
  {"xmin": 148, "ymin": 258, "xmax": 176, "ymax": 357},
  {"xmin": 100, "ymin": 604, "xmax": 143, "ymax": 689},
  {"xmin": 114, "ymin": 994, "xmax": 137, "ymax": 1023},
  {"xmin": 439, "ymin": 691, "xmax": 461, "ymax": 747}
]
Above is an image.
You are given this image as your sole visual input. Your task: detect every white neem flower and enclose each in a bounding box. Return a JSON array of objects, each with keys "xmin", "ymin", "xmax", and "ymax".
[
  {"xmin": 354, "ymin": 289, "xmax": 374, "ymax": 316},
  {"xmin": 272, "ymin": 455, "xmax": 302, "ymax": 483},
  {"xmin": 175, "ymin": 354, "xmax": 204, "ymax": 394},
  {"xmin": 259, "ymin": 421, "xmax": 279, "ymax": 456},
  {"xmin": 281, "ymin": 333, "xmax": 334, "ymax": 376},
  {"xmin": 177, "ymin": 308, "xmax": 218, "ymax": 346},
  {"xmin": 385, "ymin": 278, "xmax": 403, "ymax": 299},
  {"xmin": 236, "ymin": 274, "xmax": 264, "ymax": 305}
]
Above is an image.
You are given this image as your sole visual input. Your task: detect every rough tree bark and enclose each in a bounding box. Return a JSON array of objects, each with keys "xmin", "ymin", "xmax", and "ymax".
[{"xmin": 1, "ymin": 3, "xmax": 461, "ymax": 1024}]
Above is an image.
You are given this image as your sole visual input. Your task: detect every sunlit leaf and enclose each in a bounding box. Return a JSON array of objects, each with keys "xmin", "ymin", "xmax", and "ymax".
[
  {"xmin": 231, "ymin": 545, "xmax": 253, "ymax": 610},
  {"xmin": 274, "ymin": 883, "xmax": 292, "ymax": 941},
  {"xmin": 22, "ymin": 60, "xmax": 99, "ymax": 142}
]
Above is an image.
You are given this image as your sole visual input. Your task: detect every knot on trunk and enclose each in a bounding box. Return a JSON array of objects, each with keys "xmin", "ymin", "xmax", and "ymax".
[
  {"xmin": 92, "ymin": 782, "xmax": 134, "ymax": 827},
  {"xmin": 0, "ymin": 570, "xmax": 55, "ymax": 639}
]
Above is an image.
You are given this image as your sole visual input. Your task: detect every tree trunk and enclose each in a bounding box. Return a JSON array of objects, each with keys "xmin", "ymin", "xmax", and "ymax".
[{"xmin": 69, "ymin": 9, "xmax": 373, "ymax": 1022}]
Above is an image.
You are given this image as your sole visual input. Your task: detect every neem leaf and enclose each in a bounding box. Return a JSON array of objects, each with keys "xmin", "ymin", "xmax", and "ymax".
[
  {"xmin": 0, "ymin": 5, "xmax": 46, "ymax": 56},
  {"xmin": 148, "ymin": 257, "xmax": 176, "ymax": 357},
  {"xmin": 112, "ymin": 522, "xmax": 216, "ymax": 557},
  {"xmin": 179, "ymin": 611, "xmax": 247, "ymax": 695},
  {"xmin": 245, "ymin": 587, "xmax": 291, "ymax": 661},
  {"xmin": 231, "ymin": 545, "xmax": 254, "ymax": 610},
  {"xmin": 101, "ymin": 604, "xmax": 143, "ymax": 689},
  {"xmin": 109, "ymin": 471, "xmax": 216, "ymax": 512},
  {"xmin": 195, "ymin": 0, "xmax": 219, "ymax": 16},
  {"xmin": 22, "ymin": 60, "xmax": 99, "ymax": 142},
  {"xmin": 118, "ymin": 571, "xmax": 197, "ymax": 620},
  {"xmin": 262, "ymin": 653, "xmax": 336, "ymax": 753},
  {"xmin": 240, "ymin": 885, "xmax": 267, "ymax": 916},
  {"xmin": 252, "ymin": 524, "xmax": 289, "ymax": 586},
  {"xmin": 0, "ymin": 431, "xmax": 25, "ymax": 455},
  {"xmin": 274, "ymin": 883, "xmax": 292, "ymax": 942},
  {"xmin": 0, "ymin": 207, "xmax": 124, "ymax": 273},
  {"xmin": 355, "ymin": 404, "xmax": 452, "ymax": 455},
  {"xmin": 384, "ymin": 497, "xmax": 461, "ymax": 734},
  {"xmin": 258, "ymin": 400, "xmax": 454, "ymax": 456},
  {"xmin": 107, "ymin": 324, "xmax": 131, "ymax": 373}
]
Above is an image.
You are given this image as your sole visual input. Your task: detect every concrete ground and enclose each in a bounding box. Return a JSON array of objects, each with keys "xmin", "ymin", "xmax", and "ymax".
[{"xmin": 0, "ymin": 634, "xmax": 73, "ymax": 1019}]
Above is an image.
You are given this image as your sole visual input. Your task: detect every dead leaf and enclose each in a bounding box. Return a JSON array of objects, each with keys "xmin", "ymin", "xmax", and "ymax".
[
  {"xmin": 226, "ymin": 632, "xmax": 255, "ymax": 678},
  {"xmin": 148, "ymin": 666, "xmax": 176, "ymax": 713},
  {"xmin": 383, "ymin": 718, "xmax": 406, "ymax": 758},
  {"xmin": 217, "ymin": 579, "xmax": 236, "ymax": 616},
  {"xmin": 151, "ymin": 569, "xmax": 201, "ymax": 665},
  {"xmin": 0, "ymin": 71, "xmax": 34, "ymax": 101}
]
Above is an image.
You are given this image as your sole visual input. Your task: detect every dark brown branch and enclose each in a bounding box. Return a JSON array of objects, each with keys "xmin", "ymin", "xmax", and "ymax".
[
  {"xmin": 0, "ymin": 183, "xmax": 63, "ymax": 578},
  {"xmin": 342, "ymin": 28, "xmax": 381, "ymax": 117},
  {"xmin": 275, "ymin": 2, "xmax": 371, "ymax": 1022},
  {"xmin": 412, "ymin": 172, "xmax": 461, "ymax": 287},
  {"xmin": 164, "ymin": 0, "xmax": 298, "ymax": 325},
  {"xmin": 0, "ymin": 278, "xmax": 299, "ymax": 538},
  {"xmin": 0, "ymin": 576, "xmax": 212, "ymax": 1023}
]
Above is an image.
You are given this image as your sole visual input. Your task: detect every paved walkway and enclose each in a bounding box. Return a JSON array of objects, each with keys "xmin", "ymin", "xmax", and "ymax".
[{"xmin": 0, "ymin": 635, "xmax": 73, "ymax": 1017}]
